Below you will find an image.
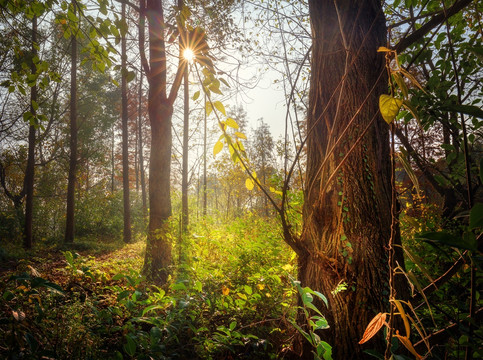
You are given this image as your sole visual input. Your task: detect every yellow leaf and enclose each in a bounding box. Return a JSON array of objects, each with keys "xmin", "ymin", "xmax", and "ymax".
[
  {"xmin": 359, "ymin": 312, "xmax": 387, "ymax": 344},
  {"xmin": 213, "ymin": 101, "xmax": 226, "ymax": 115},
  {"xmin": 394, "ymin": 334, "xmax": 423, "ymax": 360},
  {"xmin": 379, "ymin": 94, "xmax": 403, "ymax": 124},
  {"xmin": 235, "ymin": 131, "xmax": 246, "ymax": 139},
  {"xmin": 222, "ymin": 285, "xmax": 230, "ymax": 296},
  {"xmin": 225, "ymin": 117, "xmax": 239, "ymax": 129},
  {"xmin": 213, "ymin": 141, "xmax": 223, "ymax": 156},
  {"xmin": 245, "ymin": 177, "xmax": 254, "ymax": 191},
  {"xmin": 257, "ymin": 283, "xmax": 265, "ymax": 290},
  {"xmin": 377, "ymin": 46, "xmax": 392, "ymax": 52},
  {"xmin": 205, "ymin": 102, "xmax": 212, "ymax": 116},
  {"xmin": 393, "ymin": 299, "xmax": 410, "ymax": 337}
]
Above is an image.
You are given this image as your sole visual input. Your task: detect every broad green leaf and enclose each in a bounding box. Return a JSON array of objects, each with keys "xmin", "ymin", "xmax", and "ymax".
[
  {"xmin": 213, "ymin": 101, "xmax": 226, "ymax": 115},
  {"xmin": 229, "ymin": 321, "xmax": 237, "ymax": 331},
  {"xmin": 213, "ymin": 141, "xmax": 223, "ymax": 156},
  {"xmin": 123, "ymin": 335, "xmax": 136, "ymax": 357},
  {"xmin": 245, "ymin": 177, "xmax": 254, "ymax": 191},
  {"xmin": 416, "ymin": 231, "xmax": 477, "ymax": 251},
  {"xmin": 379, "ymin": 94, "xmax": 403, "ymax": 124},
  {"xmin": 126, "ymin": 71, "xmax": 135, "ymax": 83},
  {"xmin": 469, "ymin": 203, "xmax": 483, "ymax": 230},
  {"xmin": 192, "ymin": 91, "xmax": 200, "ymax": 101},
  {"xmin": 225, "ymin": 118, "xmax": 239, "ymax": 129},
  {"xmin": 440, "ymin": 104, "xmax": 483, "ymax": 119}
]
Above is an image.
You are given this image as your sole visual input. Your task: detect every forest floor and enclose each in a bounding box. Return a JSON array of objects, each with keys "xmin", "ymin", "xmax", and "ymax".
[{"xmin": 0, "ymin": 217, "xmax": 300, "ymax": 359}]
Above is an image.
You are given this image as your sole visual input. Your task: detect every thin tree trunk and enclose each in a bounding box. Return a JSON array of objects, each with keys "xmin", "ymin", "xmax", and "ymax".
[
  {"xmin": 181, "ymin": 61, "xmax": 189, "ymax": 233},
  {"xmin": 24, "ymin": 15, "xmax": 37, "ymax": 250},
  {"xmin": 203, "ymin": 92, "xmax": 207, "ymax": 216},
  {"xmin": 121, "ymin": 2, "xmax": 132, "ymax": 243},
  {"xmin": 298, "ymin": 2, "xmax": 406, "ymax": 358},
  {"xmin": 65, "ymin": 2, "xmax": 78, "ymax": 244},
  {"xmin": 138, "ymin": 70, "xmax": 147, "ymax": 219}
]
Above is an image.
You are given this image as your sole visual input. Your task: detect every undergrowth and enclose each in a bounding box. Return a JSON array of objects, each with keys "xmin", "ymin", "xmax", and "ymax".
[{"xmin": 0, "ymin": 215, "xmax": 301, "ymax": 359}]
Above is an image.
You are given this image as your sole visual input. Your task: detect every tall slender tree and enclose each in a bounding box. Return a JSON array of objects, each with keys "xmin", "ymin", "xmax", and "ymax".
[
  {"xmin": 181, "ymin": 55, "xmax": 189, "ymax": 233},
  {"xmin": 23, "ymin": 14, "xmax": 37, "ymax": 249},
  {"xmin": 65, "ymin": 1, "xmax": 78, "ymax": 244},
  {"xmin": 121, "ymin": 2, "xmax": 132, "ymax": 243}
]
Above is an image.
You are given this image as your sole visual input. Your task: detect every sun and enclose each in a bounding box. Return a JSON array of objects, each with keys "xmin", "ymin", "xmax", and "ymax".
[{"xmin": 183, "ymin": 48, "xmax": 195, "ymax": 62}]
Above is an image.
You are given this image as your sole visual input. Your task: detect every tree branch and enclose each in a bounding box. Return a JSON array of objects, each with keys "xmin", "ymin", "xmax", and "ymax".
[
  {"xmin": 414, "ymin": 307, "xmax": 483, "ymax": 354},
  {"xmin": 394, "ymin": 0, "xmax": 473, "ymax": 53}
]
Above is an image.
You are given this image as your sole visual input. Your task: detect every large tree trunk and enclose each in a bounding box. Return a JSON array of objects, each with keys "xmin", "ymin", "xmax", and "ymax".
[
  {"xmin": 65, "ymin": 2, "xmax": 77, "ymax": 244},
  {"xmin": 121, "ymin": 2, "xmax": 132, "ymax": 243},
  {"xmin": 143, "ymin": 99, "xmax": 173, "ymax": 283},
  {"xmin": 299, "ymin": 1, "xmax": 398, "ymax": 358},
  {"xmin": 24, "ymin": 15, "xmax": 37, "ymax": 250}
]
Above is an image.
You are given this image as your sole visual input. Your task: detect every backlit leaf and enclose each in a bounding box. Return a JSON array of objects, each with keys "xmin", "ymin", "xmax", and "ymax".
[
  {"xmin": 377, "ymin": 46, "xmax": 392, "ymax": 52},
  {"xmin": 192, "ymin": 90, "xmax": 200, "ymax": 101},
  {"xmin": 225, "ymin": 118, "xmax": 239, "ymax": 129},
  {"xmin": 213, "ymin": 141, "xmax": 223, "ymax": 156},
  {"xmin": 205, "ymin": 102, "xmax": 212, "ymax": 116},
  {"xmin": 235, "ymin": 132, "xmax": 246, "ymax": 139},
  {"xmin": 222, "ymin": 285, "xmax": 230, "ymax": 296},
  {"xmin": 213, "ymin": 101, "xmax": 226, "ymax": 115},
  {"xmin": 379, "ymin": 94, "xmax": 403, "ymax": 124},
  {"xmin": 245, "ymin": 177, "xmax": 254, "ymax": 191},
  {"xmin": 359, "ymin": 312, "xmax": 387, "ymax": 344},
  {"xmin": 394, "ymin": 334, "xmax": 422, "ymax": 360}
]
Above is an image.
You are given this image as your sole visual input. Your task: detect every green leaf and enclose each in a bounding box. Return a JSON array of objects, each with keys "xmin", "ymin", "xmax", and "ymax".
[
  {"xmin": 126, "ymin": 71, "xmax": 135, "ymax": 83},
  {"xmin": 469, "ymin": 203, "xmax": 483, "ymax": 230},
  {"xmin": 379, "ymin": 94, "xmax": 403, "ymax": 124},
  {"xmin": 192, "ymin": 90, "xmax": 200, "ymax": 101},
  {"xmin": 393, "ymin": 72, "xmax": 408, "ymax": 98},
  {"xmin": 416, "ymin": 231, "xmax": 477, "ymax": 251},
  {"xmin": 440, "ymin": 104, "xmax": 483, "ymax": 119},
  {"xmin": 229, "ymin": 321, "xmax": 237, "ymax": 331},
  {"xmin": 213, "ymin": 101, "xmax": 226, "ymax": 115},
  {"xmin": 225, "ymin": 118, "xmax": 239, "ymax": 129},
  {"xmin": 213, "ymin": 141, "xmax": 223, "ymax": 156},
  {"xmin": 141, "ymin": 305, "xmax": 164, "ymax": 316},
  {"xmin": 245, "ymin": 177, "xmax": 254, "ymax": 191},
  {"xmin": 123, "ymin": 335, "xmax": 136, "ymax": 357}
]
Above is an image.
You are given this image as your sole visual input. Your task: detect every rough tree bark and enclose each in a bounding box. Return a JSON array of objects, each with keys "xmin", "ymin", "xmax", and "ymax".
[{"xmin": 298, "ymin": 1, "xmax": 401, "ymax": 358}]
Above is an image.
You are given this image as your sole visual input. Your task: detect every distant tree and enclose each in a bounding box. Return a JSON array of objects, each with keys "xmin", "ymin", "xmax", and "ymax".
[
  {"xmin": 64, "ymin": 0, "xmax": 78, "ymax": 244},
  {"xmin": 121, "ymin": 2, "xmax": 132, "ymax": 243},
  {"xmin": 250, "ymin": 119, "xmax": 274, "ymax": 216}
]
